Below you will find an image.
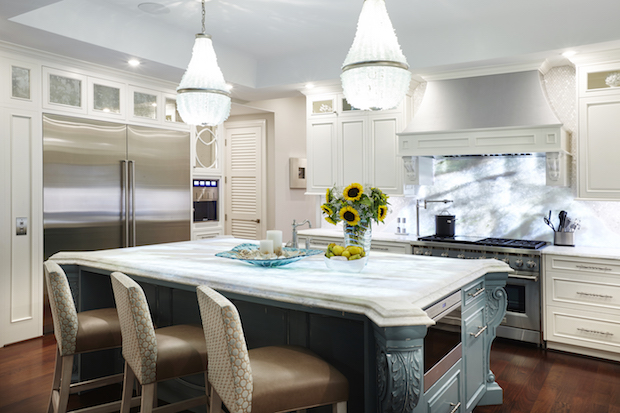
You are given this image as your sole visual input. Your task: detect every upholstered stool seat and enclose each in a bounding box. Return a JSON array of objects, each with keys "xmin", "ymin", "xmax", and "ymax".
[
  {"xmin": 43, "ymin": 260, "xmax": 138, "ymax": 413},
  {"xmin": 74, "ymin": 308, "xmax": 122, "ymax": 353},
  {"xmin": 250, "ymin": 345, "xmax": 349, "ymax": 413},
  {"xmin": 153, "ymin": 324, "xmax": 208, "ymax": 382},
  {"xmin": 110, "ymin": 271, "xmax": 209, "ymax": 413},
  {"xmin": 196, "ymin": 284, "xmax": 349, "ymax": 413}
]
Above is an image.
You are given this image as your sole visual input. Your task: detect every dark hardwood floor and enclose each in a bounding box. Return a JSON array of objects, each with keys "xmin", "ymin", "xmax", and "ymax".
[{"xmin": 1, "ymin": 335, "xmax": 620, "ymax": 413}]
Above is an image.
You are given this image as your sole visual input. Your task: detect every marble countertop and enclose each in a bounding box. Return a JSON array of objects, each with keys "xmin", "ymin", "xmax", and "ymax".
[
  {"xmin": 298, "ymin": 228, "xmax": 420, "ymax": 243},
  {"xmin": 50, "ymin": 237, "xmax": 511, "ymax": 328},
  {"xmin": 542, "ymin": 245, "xmax": 620, "ymax": 260}
]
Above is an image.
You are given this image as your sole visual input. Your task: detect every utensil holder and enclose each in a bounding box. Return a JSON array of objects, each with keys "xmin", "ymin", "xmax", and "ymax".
[{"xmin": 554, "ymin": 232, "xmax": 574, "ymax": 247}]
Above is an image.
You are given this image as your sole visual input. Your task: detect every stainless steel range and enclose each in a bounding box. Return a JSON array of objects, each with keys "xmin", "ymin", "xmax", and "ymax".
[{"xmin": 414, "ymin": 235, "xmax": 546, "ymax": 344}]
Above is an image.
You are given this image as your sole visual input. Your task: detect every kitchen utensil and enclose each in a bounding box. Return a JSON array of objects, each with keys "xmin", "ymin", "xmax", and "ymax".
[
  {"xmin": 543, "ymin": 215, "xmax": 555, "ymax": 231},
  {"xmin": 558, "ymin": 210, "xmax": 567, "ymax": 232},
  {"xmin": 435, "ymin": 211, "xmax": 456, "ymax": 238}
]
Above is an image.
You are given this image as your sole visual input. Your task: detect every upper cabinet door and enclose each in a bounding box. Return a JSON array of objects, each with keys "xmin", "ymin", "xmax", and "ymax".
[
  {"xmin": 578, "ymin": 95, "xmax": 620, "ymax": 200},
  {"xmin": 88, "ymin": 77, "xmax": 126, "ymax": 119},
  {"xmin": 42, "ymin": 66, "xmax": 88, "ymax": 114},
  {"xmin": 128, "ymin": 85, "xmax": 161, "ymax": 123},
  {"xmin": 306, "ymin": 117, "xmax": 338, "ymax": 194}
]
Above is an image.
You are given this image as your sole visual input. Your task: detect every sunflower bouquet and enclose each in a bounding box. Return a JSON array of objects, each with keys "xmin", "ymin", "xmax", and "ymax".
[{"xmin": 321, "ymin": 183, "xmax": 389, "ymax": 227}]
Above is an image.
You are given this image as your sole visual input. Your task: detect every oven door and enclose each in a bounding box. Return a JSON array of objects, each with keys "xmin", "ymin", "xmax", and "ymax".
[{"xmin": 497, "ymin": 271, "xmax": 541, "ymax": 343}]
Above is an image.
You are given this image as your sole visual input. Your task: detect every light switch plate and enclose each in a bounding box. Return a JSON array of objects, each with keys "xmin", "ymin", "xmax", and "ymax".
[{"xmin": 16, "ymin": 217, "xmax": 27, "ymax": 236}]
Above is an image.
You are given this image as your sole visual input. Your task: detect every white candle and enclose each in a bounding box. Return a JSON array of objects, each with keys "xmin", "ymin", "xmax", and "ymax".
[
  {"xmin": 259, "ymin": 239, "xmax": 274, "ymax": 255},
  {"xmin": 266, "ymin": 230, "xmax": 283, "ymax": 255}
]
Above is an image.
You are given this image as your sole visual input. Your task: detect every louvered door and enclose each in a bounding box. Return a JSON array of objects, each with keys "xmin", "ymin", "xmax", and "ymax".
[{"xmin": 225, "ymin": 121, "xmax": 265, "ymax": 239}]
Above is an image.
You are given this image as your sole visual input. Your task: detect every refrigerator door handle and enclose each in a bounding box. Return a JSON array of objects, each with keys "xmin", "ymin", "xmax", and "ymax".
[
  {"xmin": 129, "ymin": 160, "xmax": 136, "ymax": 247},
  {"xmin": 121, "ymin": 160, "xmax": 129, "ymax": 248}
]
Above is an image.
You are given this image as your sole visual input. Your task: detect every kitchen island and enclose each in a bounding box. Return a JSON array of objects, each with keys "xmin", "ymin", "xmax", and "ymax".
[{"xmin": 50, "ymin": 237, "xmax": 511, "ymax": 413}]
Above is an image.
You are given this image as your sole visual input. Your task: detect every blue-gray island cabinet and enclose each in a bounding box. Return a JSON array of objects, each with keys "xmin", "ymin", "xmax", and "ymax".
[{"xmin": 50, "ymin": 237, "xmax": 511, "ymax": 413}]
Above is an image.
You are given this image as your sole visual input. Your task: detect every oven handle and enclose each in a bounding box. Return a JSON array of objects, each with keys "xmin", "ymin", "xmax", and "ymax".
[{"xmin": 508, "ymin": 272, "xmax": 539, "ymax": 282}]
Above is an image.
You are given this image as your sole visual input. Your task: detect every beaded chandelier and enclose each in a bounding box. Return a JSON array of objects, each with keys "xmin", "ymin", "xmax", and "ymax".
[
  {"xmin": 176, "ymin": 0, "xmax": 231, "ymax": 126},
  {"xmin": 341, "ymin": 0, "xmax": 411, "ymax": 111}
]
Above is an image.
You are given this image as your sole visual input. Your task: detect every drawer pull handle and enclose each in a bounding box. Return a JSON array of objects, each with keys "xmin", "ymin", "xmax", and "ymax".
[
  {"xmin": 449, "ymin": 401, "xmax": 461, "ymax": 413},
  {"xmin": 470, "ymin": 325, "xmax": 487, "ymax": 338},
  {"xmin": 576, "ymin": 292, "xmax": 613, "ymax": 299},
  {"xmin": 577, "ymin": 328, "xmax": 613, "ymax": 337},
  {"xmin": 468, "ymin": 287, "xmax": 485, "ymax": 298},
  {"xmin": 371, "ymin": 246, "xmax": 389, "ymax": 251},
  {"xmin": 576, "ymin": 265, "xmax": 612, "ymax": 272}
]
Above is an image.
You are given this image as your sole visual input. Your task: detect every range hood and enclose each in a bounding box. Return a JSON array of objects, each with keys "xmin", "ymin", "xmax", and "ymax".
[{"xmin": 397, "ymin": 70, "xmax": 569, "ymax": 157}]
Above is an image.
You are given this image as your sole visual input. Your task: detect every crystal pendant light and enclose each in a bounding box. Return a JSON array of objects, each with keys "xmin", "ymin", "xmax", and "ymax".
[
  {"xmin": 341, "ymin": 0, "xmax": 411, "ymax": 111},
  {"xmin": 176, "ymin": 0, "xmax": 231, "ymax": 126}
]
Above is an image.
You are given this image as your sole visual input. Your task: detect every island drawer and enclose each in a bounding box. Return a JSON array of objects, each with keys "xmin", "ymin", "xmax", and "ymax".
[
  {"xmin": 546, "ymin": 273, "xmax": 620, "ymax": 312},
  {"xmin": 463, "ymin": 281, "xmax": 485, "ymax": 307},
  {"xmin": 546, "ymin": 305, "xmax": 620, "ymax": 353},
  {"xmin": 426, "ymin": 364, "xmax": 462, "ymax": 413},
  {"xmin": 545, "ymin": 255, "xmax": 620, "ymax": 277}
]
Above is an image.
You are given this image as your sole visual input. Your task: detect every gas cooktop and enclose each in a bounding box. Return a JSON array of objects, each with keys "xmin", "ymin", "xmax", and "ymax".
[{"xmin": 417, "ymin": 235, "xmax": 547, "ymax": 250}]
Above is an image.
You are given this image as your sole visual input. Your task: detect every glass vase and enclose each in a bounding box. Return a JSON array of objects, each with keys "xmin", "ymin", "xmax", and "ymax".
[{"xmin": 343, "ymin": 220, "xmax": 372, "ymax": 257}]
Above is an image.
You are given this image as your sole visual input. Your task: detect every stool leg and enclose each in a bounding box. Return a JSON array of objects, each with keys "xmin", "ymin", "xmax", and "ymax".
[
  {"xmin": 210, "ymin": 386, "xmax": 223, "ymax": 413},
  {"xmin": 332, "ymin": 401, "xmax": 347, "ymax": 413},
  {"xmin": 48, "ymin": 346, "xmax": 62, "ymax": 413},
  {"xmin": 120, "ymin": 362, "xmax": 135, "ymax": 413},
  {"xmin": 56, "ymin": 354, "xmax": 74, "ymax": 413},
  {"xmin": 140, "ymin": 383, "xmax": 155, "ymax": 413}
]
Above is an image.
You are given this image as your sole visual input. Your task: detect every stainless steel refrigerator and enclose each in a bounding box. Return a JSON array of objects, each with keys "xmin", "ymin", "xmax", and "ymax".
[{"xmin": 43, "ymin": 113, "xmax": 190, "ymax": 259}]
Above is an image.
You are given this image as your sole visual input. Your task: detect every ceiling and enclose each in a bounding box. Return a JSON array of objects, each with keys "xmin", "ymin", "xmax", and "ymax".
[{"xmin": 3, "ymin": 0, "xmax": 620, "ymax": 103}]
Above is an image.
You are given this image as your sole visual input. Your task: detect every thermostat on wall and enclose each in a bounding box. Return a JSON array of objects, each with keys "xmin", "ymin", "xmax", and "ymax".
[{"xmin": 289, "ymin": 158, "xmax": 307, "ymax": 189}]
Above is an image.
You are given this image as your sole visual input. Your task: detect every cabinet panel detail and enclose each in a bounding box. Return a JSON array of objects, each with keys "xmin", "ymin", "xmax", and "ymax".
[
  {"xmin": 548, "ymin": 307, "xmax": 620, "ymax": 350},
  {"xmin": 550, "ymin": 276, "xmax": 620, "ymax": 310}
]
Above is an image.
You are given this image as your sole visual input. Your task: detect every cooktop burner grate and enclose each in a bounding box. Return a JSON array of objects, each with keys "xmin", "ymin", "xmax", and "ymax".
[{"xmin": 418, "ymin": 236, "xmax": 547, "ymax": 250}]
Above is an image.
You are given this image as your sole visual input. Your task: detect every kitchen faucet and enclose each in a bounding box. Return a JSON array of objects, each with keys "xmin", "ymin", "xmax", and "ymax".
[
  {"xmin": 416, "ymin": 199, "xmax": 453, "ymax": 237},
  {"xmin": 290, "ymin": 219, "xmax": 312, "ymax": 248}
]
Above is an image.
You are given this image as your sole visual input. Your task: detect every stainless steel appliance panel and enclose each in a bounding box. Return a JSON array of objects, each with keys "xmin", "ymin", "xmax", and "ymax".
[
  {"xmin": 127, "ymin": 125, "xmax": 190, "ymax": 246},
  {"xmin": 43, "ymin": 114, "xmax": 127, "ymax": 259}
]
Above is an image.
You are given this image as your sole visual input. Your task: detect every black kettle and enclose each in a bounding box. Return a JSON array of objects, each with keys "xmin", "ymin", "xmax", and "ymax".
[{"xmin": 435, "ymin": 211, "xmax": 456, "ymax": 238}]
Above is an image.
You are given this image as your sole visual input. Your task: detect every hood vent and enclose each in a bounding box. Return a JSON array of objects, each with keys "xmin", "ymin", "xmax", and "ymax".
[{"xmin": 397, "ymin": 70, "xmax": 569, "ymax": 157}]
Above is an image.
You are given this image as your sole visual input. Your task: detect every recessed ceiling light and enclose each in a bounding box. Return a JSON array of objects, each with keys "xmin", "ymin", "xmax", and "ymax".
[
  {"xmin": 305, "ymin": 83, "xmax": 315, "ymax": 89},
  {"xmin": 225, "ymin": 83, "xmax": 233, "ymax": 91},
  {"xmin": 128, "ymin": 59, "xmax": 141, "ymax": 67},
  {"xmin": 138, "ymin": 2, "xmax": 170, "ymax": 15},
  {"xmin": 562, "ymin": 50, "xmax": 577, "ymax": 58}
]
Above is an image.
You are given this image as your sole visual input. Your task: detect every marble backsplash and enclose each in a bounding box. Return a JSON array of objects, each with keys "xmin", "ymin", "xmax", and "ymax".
[{"xmin": 376, "ymin": 155, "xmax": 620, "ymax": 248}]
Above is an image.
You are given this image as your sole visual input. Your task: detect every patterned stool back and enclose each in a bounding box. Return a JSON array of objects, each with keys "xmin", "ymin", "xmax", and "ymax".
[
  {"xmin": 43, "ymin": 261, "xmax": 78, "ymax": 356},
  {"xmin": 197, "ymin": 285, "xmax": 253, "ymax": 413},
  {"xmin": 111, "ymin": 272, "xmax": 158, "ymax": 385}
]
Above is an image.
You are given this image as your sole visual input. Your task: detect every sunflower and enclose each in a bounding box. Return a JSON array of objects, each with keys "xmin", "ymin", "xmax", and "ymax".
[
  {"xmin": 324, "ymin": 216, "xmax": 336, "ymax": 225},
  {"xmin": 378, "ymin": 205, "xmax": 388, "ymax": 222},
  {"xmin": 325, "ymin": 187, "xmax": 332, "ymax": 203},
  {"xmin": 339, "ymin": 205, "xmax": 361, "ymax": 226},
  {"xmin": 343, "ymin": 183, "xmax": 363, "ymax": 201},
  {"xmin": 320, "ymin": 204, "xmax": 333, "ymax": 216}
]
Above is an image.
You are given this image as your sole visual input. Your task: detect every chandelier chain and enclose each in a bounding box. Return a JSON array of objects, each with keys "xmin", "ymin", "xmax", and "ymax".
[{"xmin": 201, "ymin": 0, "xmax": 206, "ymax": 34}]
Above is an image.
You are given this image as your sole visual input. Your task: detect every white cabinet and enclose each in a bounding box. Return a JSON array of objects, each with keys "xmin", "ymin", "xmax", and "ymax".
[
  {"xmin": 305, "ymin": 92, "xmax": 407, "ymax": 195},
  {"xmin": 577, "ymin": 62, "xmax": 620, "ymax": 200},
  {"xmin": 543, "ymin": 253, "xmax": 620, "ymax": 361},
  {"xmin": 299, "ymin": 234, "xmax": 411, "ymax": 254}
]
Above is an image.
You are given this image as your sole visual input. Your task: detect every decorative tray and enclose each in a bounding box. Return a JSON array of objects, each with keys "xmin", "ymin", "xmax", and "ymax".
[{"xmin": 215, "ymin": 243, "xmax": 323, "ymax": 267}]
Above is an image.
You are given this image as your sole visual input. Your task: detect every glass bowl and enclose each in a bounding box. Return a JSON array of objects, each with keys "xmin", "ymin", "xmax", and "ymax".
[{"xmin": 323, "ymin": 255, "xmax": 368, "ymax": 273}]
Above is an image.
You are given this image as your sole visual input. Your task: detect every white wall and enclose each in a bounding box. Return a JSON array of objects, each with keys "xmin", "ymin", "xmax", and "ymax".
[{"xmin": 243, "ymin": 96, "xmax": 315, "ymax": 244}]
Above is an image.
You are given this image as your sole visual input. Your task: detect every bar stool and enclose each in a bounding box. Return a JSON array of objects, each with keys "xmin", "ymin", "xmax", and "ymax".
[
  {"xmin": 44, "ymin": 260, "xmax": 139, "ymax": 413},
  {"xmin": 110, "ymin": 271, "xmax": 209, "ymax": 413},
  {"xmin": 196, "ymin": 285, "xmax": 349, "ymax": 413}
]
